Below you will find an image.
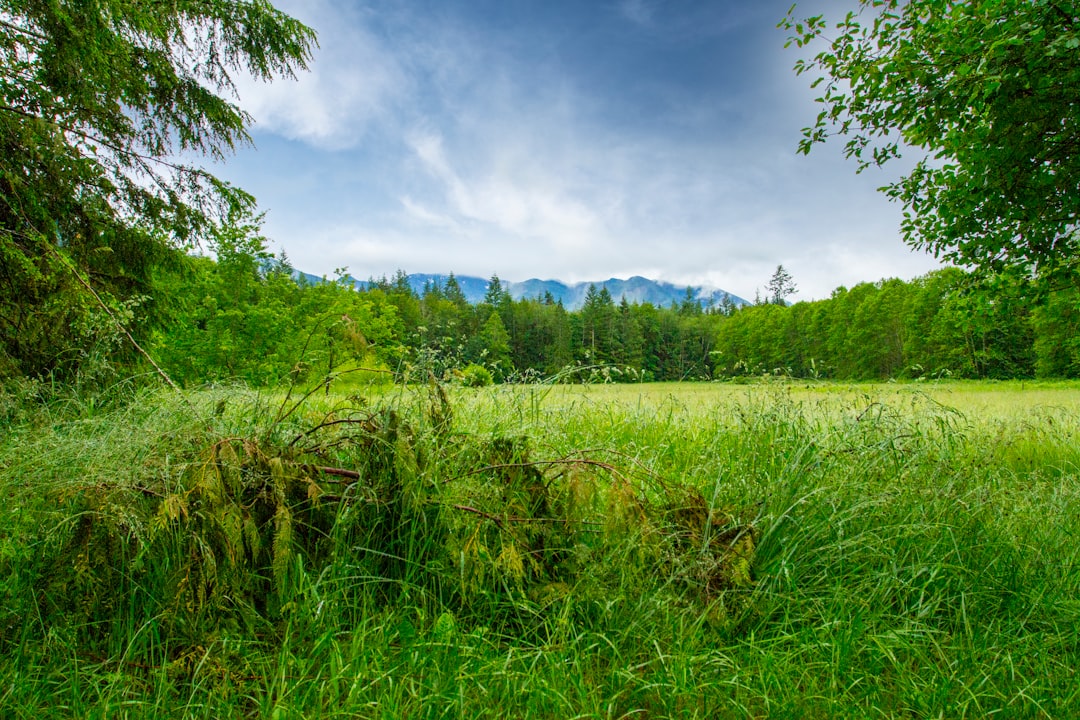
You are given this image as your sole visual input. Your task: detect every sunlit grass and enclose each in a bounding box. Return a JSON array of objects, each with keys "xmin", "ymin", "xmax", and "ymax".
[{"xmin": 504, "ymin": 378, "xmax": 1080, "ymax": 418}]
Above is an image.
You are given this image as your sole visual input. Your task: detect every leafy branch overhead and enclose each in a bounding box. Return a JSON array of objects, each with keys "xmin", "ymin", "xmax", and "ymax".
[
  {"xmin": 782, "ymin": 0, "xmax": 1080, "ymax": 281},
  {"xmin": 0, "ymin": 0, "xmax": 316, "ymax": 378}
]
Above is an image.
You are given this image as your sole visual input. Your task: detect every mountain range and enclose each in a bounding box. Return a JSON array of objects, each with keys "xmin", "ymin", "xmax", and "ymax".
[{"xmin": 296, "ymin": 271, "xmax": 748, "ymax": 311}]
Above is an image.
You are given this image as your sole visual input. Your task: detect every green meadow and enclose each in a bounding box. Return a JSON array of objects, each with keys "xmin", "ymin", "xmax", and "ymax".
[
  {"xmin": 491, "ymin": 378, "xmax": 1080, "ymax": 417},
  {"xmin": 1, "ymin": 379, "xmax": 1079, "ymax": 718}
]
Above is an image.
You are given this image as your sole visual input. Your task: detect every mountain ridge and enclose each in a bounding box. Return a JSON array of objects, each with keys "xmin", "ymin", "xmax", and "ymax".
[{"xmin": 296, "ymin": 271, "xmax": 748, "ymax": 311}]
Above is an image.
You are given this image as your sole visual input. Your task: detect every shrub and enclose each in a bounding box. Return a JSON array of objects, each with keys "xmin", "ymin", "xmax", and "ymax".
[{"xmin": 460, "ymin": 364, "xmax": 494, "ymax": 387}]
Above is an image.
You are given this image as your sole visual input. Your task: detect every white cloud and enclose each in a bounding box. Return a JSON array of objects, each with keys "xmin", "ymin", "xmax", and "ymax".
[
  {"xmin": 386, "ymin": 86, "xmax": 937, "ymax": 300},
  {"xmin": 405, "ymin": 121, "xmax": 608, "ymax": 251},
  {"xmin": 232, "ymin": 0, "xmax": 408, "ymax": 148},
  {"xmin": 399, "ymin": 196, "xmax": 462, "ymax": 233}
]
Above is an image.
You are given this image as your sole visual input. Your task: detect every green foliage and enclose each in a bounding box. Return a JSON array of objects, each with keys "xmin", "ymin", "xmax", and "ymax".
[
  {"xmin": 0, "ymin": 0, "xmax": 315, "ymax": 379},
  {"xmin": 1032, "ymin": 285, "xmax": 1080, "ymax": 377},
  {"xmin": 478, "ymin": 311, "xmax": 512, "ymax": 381},
  {"xmin": 152, "ymin": 232, "xmax": 403, "ymax": 387},
  {"xmin": 1, "ymin": 381, "xmax": 762, "ymax": 655},
  {"xmin": 483, "ymin": 273, "xmax": 510, "ymax": 307},
  {"xmin": 459, "ymin": 363, "xmax": 493, "ymax": 387},
  {"xmin": 766, "ymin": 264, "xmax": 797, "ymax": 305},
  {"xmin": 714, "ymin": 268, "xmax": 1049, "ymax": 380},
  {"xmin": 782, "ymin": 0, "xmax": 1080, "ymax": 281},
  {"xmin": 148, "ymin": 257, "xmax": 1080, "ymax": 387}
]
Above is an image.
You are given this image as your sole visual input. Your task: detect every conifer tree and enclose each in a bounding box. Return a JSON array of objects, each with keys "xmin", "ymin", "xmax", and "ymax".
[
  {"xmin": 480, "ymin": 311, "xmax": 513, "ymax": 381},
  {"xmin": 484, "ymin": 274, "xmax": 510, "ymax": 306},
  {"xmin": 0, "ymin": 0, "xmax": 315, "ymax": 378}
]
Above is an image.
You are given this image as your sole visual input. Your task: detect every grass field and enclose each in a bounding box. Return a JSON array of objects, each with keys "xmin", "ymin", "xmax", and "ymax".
[
  {"xmin": 522, "ymin": 378, "xmax": 1080, "ymax": 417},
  {"xmin": 1, "ymin": 378, "xmax": 1078, "ymax": 718}
]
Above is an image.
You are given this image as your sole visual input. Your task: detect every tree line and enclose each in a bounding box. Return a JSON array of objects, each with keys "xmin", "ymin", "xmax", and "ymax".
[
  {"xmin": 146, "ymin": 244, "xmax": 1079, "ymax": 387},
  {"xmin": 714, "ymin": 269, "xmax": 1077, "ymax": 380}
]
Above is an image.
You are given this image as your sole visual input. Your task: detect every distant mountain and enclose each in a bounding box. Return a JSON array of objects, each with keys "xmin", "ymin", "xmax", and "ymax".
[
  {"xmin": 502, "ymin": 276, "xmax": 748, "ymax": 311},
  {"xmin": 295, "ymin": 271, "xmax": 748, "ymax": 311}
]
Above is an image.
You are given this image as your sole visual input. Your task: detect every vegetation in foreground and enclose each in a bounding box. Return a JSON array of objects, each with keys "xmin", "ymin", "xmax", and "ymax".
[{"xmin": 1, "ymin": 378, "xmax": 1078, "ymax": 718}]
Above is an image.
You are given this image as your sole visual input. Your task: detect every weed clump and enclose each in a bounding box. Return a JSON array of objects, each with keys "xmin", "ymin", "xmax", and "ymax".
[{"xmin": 8, "ymin": 383, "xmax": 760, "ymax": 658}]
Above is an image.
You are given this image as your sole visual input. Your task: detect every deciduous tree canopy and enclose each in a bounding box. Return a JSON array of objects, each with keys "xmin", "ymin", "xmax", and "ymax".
[
  {"xmin": 0, "ymin": 0, "xmax": 315, "ymax": 378},
  {"xmin": 782, "ymin": 0, "xmax": 1080, "ymax": 281}
]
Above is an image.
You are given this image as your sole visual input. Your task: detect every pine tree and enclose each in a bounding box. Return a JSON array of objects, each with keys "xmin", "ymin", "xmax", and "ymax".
[
  {"xmin": 484, "ymin": 274, "xmax": 510, "ymax": 306},
  {"xmin": 679, "ymin": 287, "xmax": 702, "ymax": 316},
  {"xmin": 444, "ymin": 273, "xmax": 468, "ymax": 308}
]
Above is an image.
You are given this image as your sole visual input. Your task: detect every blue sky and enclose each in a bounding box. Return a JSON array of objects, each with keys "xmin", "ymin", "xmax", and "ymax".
[{"xmin": 215, "ymin": 0, "xmax": 941, "ymax": 301}]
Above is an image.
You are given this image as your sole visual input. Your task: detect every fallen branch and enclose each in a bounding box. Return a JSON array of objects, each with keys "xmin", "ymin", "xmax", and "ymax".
[
  {"xmin": 444, "ymin": 457, "xmax": 627, "ymax": 485},
  {"xmin": 444, "ymin": 503, "xmax": 601, "ymax": 529},
  {"xmin": 316, "ymin": 466, "xmax": 361, "ymax": 480},
  {"xmin": 448, "ymin": 504, "xmax": 505, "ymax": 529}
]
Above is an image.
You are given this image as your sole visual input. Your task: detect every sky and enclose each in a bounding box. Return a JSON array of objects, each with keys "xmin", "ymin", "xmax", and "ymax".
[{"xmin": 212, "ymin": 0, "xmax": 943, "ymax": 302}]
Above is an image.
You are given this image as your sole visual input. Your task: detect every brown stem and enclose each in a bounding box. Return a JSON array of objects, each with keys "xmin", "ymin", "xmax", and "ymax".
[{"xmin": 316, "ymin": 466, "xmax": 361, "ymax": 480}]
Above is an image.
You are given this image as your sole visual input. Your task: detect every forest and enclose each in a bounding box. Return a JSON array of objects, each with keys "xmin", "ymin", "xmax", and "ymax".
[{"xmin": 142, "ymin": 246, "xmax": 1080, "ymax": 391}]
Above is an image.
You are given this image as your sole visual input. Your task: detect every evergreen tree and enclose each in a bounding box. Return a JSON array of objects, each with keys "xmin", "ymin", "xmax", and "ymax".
[
  {"xmin": 0, "ymin": 0, "xmax": 315, "ymax": 379},
  {"xmin": 484, "ymin": 274, "xmax": 511, "ymax": 307},
  {"xmin": 422, "ymin": 278, "xmax": 444, "ymax": 301},
  {"xmin": 444, "ymin": 273, "xmax": 469, "ymax": 308},
  {"xmin": 479, "ymin": 311, "xmax": 513, "ymax": 381},
  {"xmin": 615, "ymin": 298, "xmax": 645, "ymax": 371},
  {"xmin": 392, "ymin": 270, "xmax": 415, "ymax": 296},
  {"xmin": 679, "ymin": 287, "xmax": 702, "ymax": 316},
  {"xmin": 581, "ymin": 285, "xmax": 618, "ymax": 363},
  {"xmin": 720, "ymin": 295, "xmax": 739, "ymax": 317}
]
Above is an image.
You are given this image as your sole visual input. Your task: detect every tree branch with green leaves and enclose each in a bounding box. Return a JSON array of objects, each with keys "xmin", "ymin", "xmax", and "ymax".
[{"xmin": 781, "ymin": 0, "xmax": 1080, "ymax": 283}]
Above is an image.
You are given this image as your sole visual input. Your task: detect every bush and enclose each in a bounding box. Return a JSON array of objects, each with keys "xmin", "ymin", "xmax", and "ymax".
[{"xmin": 460, "ymin": 364, "xmax": 494, "ymax": 387}]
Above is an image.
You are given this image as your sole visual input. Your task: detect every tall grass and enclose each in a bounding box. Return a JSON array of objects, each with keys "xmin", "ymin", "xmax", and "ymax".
[{"xmin": 1, "ymin": 379, "xmax": 1078, "ymax": 718}]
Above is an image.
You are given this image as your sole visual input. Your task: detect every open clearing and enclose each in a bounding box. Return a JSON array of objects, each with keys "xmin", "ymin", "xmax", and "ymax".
[{"xmin": 498, "ymin": 379, "xmax": 1080, "ymax": 417}]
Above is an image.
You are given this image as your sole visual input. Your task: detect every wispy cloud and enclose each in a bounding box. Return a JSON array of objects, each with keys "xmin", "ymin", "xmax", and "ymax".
[
  {"xmin": 232, "ymin": 0, "xmax": 408, "ymax": 148},
  {"xmin": 405, "ymin": 124, "xmax": 607, "ymax": 247},
  {"xmin": 399, "ymin": 196, "xmax": 462, "ymax": 233}
]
